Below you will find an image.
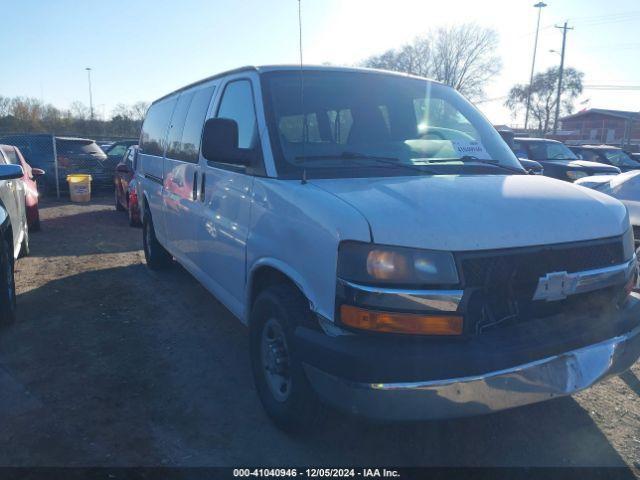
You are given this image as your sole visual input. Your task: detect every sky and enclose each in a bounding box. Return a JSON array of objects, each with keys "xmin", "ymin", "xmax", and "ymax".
[{"xmin": 1, "ymin": 0, "xmax": 639, "ymax": 125}]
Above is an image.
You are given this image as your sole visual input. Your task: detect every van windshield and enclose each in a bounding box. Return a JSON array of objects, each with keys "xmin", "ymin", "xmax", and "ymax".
[{"xmin": 261, "ymin": 70, "xmax": 523, "ymax": 179}]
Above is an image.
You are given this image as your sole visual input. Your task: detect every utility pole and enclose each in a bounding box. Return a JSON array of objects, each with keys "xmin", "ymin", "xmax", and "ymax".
[
  {"xmin": 524, "ymin": 2, "xmax": 547, "ymax": 131},
  {"xmin": 553, "ymin": 22, "xmax": 572, "ymax": 134},
  {"xmin": 85, "ymin": 67, "xmax": 94, "ymax": 120}
]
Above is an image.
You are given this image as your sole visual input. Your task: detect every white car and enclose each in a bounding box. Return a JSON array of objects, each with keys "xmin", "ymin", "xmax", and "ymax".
[
  {"xmin": 0, "ymin": 145, "xmax": 30, "ymax": 324},
  {"xmin": 138, "ymin": 65, "xmax": 640, "ymax": 431},
  {"xmin": 576, "ymin": 170, "xmax": 640, "ymax": 241}
]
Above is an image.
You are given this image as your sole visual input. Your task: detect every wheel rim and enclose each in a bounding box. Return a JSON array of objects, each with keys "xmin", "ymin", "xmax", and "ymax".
[{"xmin": 260, "ymin": 318, "xmax": 292, "ymax": 402}]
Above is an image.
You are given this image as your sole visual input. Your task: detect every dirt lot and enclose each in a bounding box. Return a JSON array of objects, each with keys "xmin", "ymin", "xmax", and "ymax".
[{"xmin": 0, "ymin": 193, "xmax": 639, "ymax": 469}]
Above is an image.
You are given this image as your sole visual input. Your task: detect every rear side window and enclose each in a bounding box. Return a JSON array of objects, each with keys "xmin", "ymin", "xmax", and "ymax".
[
  {"xmin": 57, "ymin": 139, "xmax": 104, "ymax": 156},
  {"xmin": 217, "ymin": 80, "xmax": 258, "ymax": 149},
  {"xmin": 179, "ymin": 86, "xmax": 215, "ymax": 162},
  {"xmin": 140, "ymin": 99, "xmax": 177, "ymax": 156},
  {"xmin": 166, "ymin": 92, "xmax": 194, "ymax": 159}
]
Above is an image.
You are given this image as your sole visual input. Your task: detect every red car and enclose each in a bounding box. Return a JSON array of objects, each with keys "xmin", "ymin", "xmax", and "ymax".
[
  {"xmin": 114, "ymin": 145, "xmax": 141, "ymax": 226},
  {"xmin": 2, "ymin": 146, "xmax": 45, "ymax": 230}
]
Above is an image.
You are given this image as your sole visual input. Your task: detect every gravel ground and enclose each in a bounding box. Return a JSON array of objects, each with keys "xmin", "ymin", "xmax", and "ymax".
[{"xmin": 0, "ymin": 194, "xmax": 639, "ymax": 470}]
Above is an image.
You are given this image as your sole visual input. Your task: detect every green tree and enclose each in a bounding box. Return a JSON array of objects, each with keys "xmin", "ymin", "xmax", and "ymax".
[{"xmin": 505, "ymin": 67, "xmax": 584, "ymax": 134}]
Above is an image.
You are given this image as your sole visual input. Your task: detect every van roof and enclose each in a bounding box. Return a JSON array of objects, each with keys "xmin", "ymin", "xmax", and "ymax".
[{"xmin": 152, "ymin": 64, "xmax": 444, "ymax": 105}]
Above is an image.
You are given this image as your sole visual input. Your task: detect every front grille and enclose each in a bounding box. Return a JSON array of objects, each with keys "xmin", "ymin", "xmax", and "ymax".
[
  {"xmin": 459, "ymin": 237, "xmax": 624, "ymax": 289},
  {"xmin": 457, "ymin": 237, "xmax": 625, "ymax": 333}
]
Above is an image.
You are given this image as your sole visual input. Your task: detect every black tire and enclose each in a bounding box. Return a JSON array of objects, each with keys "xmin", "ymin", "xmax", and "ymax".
[
  {"xmin": 18, "ymin": 229, "xmax": 29, "ymax": 258},
  {"xmin": 30, "ymin": 213, "xmax": 41, "ymax": 232},
  {"xmin": 142, "ymin": 205, "xmax": 172, "ymax": 270},
  {"xmin": 128, "ymin": 196, "xmax": 141, "ymax": 227},
  {"xmin": 0, "ymin": 236, "xmax": 16, "ymax": 325},
  {"xmin": 115, "ymin": 188, "xmax": 125, "ymax": 211},
  {"xmin": 250, "ymin": 283, "xmax": 324, "ymax": 433}
]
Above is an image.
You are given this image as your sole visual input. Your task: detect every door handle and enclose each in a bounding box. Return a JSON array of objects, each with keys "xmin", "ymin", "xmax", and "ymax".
[
  {"xmin": 200, "ymin": 173, "xmax": 206, "ymax": 202},
  {"xmin": 192, "ymin": 171, "xmax": 198, "ymax": 200}
]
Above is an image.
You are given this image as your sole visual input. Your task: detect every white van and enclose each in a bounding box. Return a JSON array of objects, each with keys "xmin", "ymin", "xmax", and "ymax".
[{"xmin": 139, "ymin": 66, "xmax": 640, "ymax": 431}]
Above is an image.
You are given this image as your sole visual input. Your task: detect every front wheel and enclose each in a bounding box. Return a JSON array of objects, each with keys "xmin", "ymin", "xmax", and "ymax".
[
  {"xmin": 0, "ymin": 236, "xmax": 16, "ymax": 325},
  {"xmin": 250, "ymin": 284, "xmax": 324, "ymax": 432},
  {"xmin": 142, "ymin": 207, "xmax": 172, "ymax": 270}
]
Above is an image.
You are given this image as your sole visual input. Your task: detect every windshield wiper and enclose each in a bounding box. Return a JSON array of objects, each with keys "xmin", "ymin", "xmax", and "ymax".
[
  {"xmin": 294, "ymin": 151, "xmax": 438, "ymax": 174},
  {"xmin": 419, "ymin": 155, "xmax": 526, "ymax": 174}
]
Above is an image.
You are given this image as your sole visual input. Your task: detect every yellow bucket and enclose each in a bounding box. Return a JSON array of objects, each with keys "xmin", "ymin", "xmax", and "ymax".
[{"xmin": 66, "ymin": 174, "xmax": 92, "ymax": 203}]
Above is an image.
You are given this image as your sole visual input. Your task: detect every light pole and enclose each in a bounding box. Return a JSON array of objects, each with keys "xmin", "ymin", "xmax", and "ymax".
[
  {"xmin": 85, "ymin": 67, "xmax": 94, "ymax": 120},
  {"xmin": 553, "ymin": 22, "xmax": 573, "ymax": 134},
  {"xmin": 524, "ymin": 2, "xmax": 547, "ymax": 130}
]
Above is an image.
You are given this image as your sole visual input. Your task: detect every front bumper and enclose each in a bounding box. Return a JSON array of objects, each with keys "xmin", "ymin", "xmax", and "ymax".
[{"xmin": 298, "ymin": 294, "xmax": 640, "ymax": 421}]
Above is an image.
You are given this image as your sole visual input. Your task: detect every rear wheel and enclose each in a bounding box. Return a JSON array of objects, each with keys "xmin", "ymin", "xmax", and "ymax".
[
  {"xmin": 30, "ymin": 211, "xmax": 41, "ymax": 232},
  {"xmin": 250, "ymin": 284, "xmax": 324, "ymax": 432},
  {"xmin": 142, "ymin": 206, "xmax": 172, "ymax": 269},
  {"xmin": 115, "ymin": 188, "xmax": 125, "ymax": 211},
  {"xmin": 0, "ymin": 236, "xmax": 16, "ymax": 325}
]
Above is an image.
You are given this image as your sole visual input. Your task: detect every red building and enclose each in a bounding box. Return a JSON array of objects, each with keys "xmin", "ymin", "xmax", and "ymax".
[{"xmin": 556, "ymin": 109, "xmax": 640, "ymax": 151}]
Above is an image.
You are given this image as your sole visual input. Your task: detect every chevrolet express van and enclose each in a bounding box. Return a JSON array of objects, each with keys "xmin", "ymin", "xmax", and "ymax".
[{"xmin": 139, "ymin": 66, "xmax": 640, "ymax": 431}]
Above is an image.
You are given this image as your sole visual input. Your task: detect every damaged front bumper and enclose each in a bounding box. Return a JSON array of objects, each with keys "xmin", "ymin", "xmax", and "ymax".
[{"xmin": 298, "ymin": 294, "xmax": 640, "ymax": 421}]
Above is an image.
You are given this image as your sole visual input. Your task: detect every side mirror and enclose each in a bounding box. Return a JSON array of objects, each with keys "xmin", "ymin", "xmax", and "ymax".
[
  {"xmin": 0, "ymin": 164, "xmax": 24, "ymax": 180},
  {"xmin": 31, "ymin": 168, "xmax": 45, "ymax": 178},
  {"xmin": 201, "ymin": 118, "xmax": 253, "ymax": 166},
  {"xmin": 115, "ymin": 164, "xmax": 130, "ymax": 173}
]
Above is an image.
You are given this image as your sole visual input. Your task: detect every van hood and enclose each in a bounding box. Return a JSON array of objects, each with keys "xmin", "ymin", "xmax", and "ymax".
[{"xmin": 310, "ymin": 174, "xmax": 629, "ymax": 251}]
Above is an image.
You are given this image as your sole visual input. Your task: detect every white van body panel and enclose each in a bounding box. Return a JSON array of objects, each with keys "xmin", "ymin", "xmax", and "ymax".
[
  {"xmin": 310, "ymin": 174, "xmax": 629, "ymax": 251},
  {"xmin": 246, "ymin": 178, "xmax": 371, "ymax": 323}
]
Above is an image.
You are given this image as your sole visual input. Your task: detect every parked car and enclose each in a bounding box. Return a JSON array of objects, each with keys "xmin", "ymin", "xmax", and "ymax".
[
  {"xmin": 0, "ymin": 146, "xmax": 31, "ymax": 324},
  {"xmin": 0, "ymin": 146, "xmax": 45, "ymax": 230},
  {"xmin": 56, "ymin": 137, "xmax": 110, "ymax": 187},
  {"xmin": 496, "ymin": 129, "xmax": 542, "ymax": 174},
  {"xmin": 513, "ymin": 137, "xmax": 620, "ymax": 181},
  {"xmin": 114, "ymin": 145, "xmax": 141, "ymax": 226},
  {"xmin": 104, "ymin": 140, "xmax": 138, "ymax": 176},
  {"xmin": 576, "ymin": 170, "xmax": 640, "ymax": 244},
  {"xmin": 570, "ymin": 145, "xmax": 640, "ymax": 172},
  {"xmin": 518, "ymin": 158, "xmax": 543, "ymax": 175},
  {"xmin": 139, "ymin": 65, "xmax": 640, "ymax": 431}
]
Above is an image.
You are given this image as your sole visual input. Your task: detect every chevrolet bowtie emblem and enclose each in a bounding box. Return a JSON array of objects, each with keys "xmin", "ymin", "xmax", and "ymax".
[{"xmin": 532, "ymin": 271, "xmax": 579, "ymax": 302}]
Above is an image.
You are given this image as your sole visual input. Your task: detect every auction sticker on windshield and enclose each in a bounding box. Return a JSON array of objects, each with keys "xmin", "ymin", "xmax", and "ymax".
[{"xmin": 451, "ymin": 140, "xmax": 491, "ymax": 160}]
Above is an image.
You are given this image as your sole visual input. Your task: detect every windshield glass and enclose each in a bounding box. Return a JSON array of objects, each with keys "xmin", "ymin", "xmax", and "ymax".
[
  {"xmin": 526, "ymin": 141, "xmax": 578, "ymax": 161},
  {"xmin": 262, "ymin": 70, "xmax": 522, "ymax": 179},
  {"xmin": 602, "ymin": 149, "xmax": 639, "ymax": 167}
]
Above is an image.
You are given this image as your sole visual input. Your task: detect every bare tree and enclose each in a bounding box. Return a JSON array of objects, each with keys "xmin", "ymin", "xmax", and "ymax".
[
  {"xmin": 505, "ymin": 67, "xmax": 583, "ymax": 134},
  {"xmin": 431, "ymin": 24, "xmax": 501, "ymax": 100},
  {"xmin": 362, "ymin": 23, "xmax": 501, "ymax": 100}
]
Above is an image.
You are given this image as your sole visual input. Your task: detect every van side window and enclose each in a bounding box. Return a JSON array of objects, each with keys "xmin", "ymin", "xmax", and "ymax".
[
  {"xmin": 217, "ymin": 80, "xmax": 258, "ymax": 149},
  {"xmin": 179, "ymin": 86, "xmax": 215, "ymax": 162},
  {"xmin": 166, "ymin": 92, "xmax": 194, "ymax": 159},
  {"xmin": 140, "ymin": 99, "xmax": 176, "ymax": 156}
]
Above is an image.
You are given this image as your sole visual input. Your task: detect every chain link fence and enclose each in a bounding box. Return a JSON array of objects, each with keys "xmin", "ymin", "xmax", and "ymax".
[
  {"xmin": 0, "ymin": 133, "xmax": 137, "ymax": 197},
  {"xmin": 0, "ymin": 133, "xmax": 61, "ymax": 197}
]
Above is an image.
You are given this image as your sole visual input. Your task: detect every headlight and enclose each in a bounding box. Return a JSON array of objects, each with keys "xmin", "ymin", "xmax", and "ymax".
[
  {"xmin": 566, "ymin": 170, "xmax": 588, "ymax": 180},
  {"xmin": 338, "ymin": 242, "xmax": 459, "ymax": 286},
  {"xmin": 623, "ymin": 227, "xmax": 635, "ymax": 261}
]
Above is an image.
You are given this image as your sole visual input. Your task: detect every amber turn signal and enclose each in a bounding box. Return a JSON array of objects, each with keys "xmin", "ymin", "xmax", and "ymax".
[{"xmin": 340, "ymin": 305, "xmax": 463, "ymax": 336}]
